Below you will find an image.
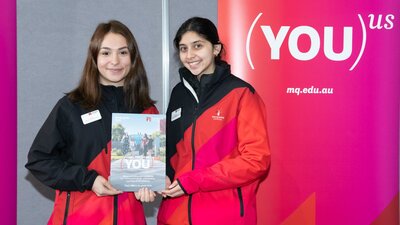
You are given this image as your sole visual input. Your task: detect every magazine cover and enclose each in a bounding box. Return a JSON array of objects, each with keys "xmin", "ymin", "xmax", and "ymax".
[{"xmin": 110, "ymin": 113, "xmax": 166, "ymax": 191}]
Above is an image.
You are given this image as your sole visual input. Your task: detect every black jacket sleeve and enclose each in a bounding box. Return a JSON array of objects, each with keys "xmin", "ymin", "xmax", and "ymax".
[{"xmin": 25, "ymin": 98, "xmax": 98, "ymax": 192}]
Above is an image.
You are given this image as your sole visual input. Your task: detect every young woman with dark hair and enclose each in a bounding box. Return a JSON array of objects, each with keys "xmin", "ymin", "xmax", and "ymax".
[{"xmin": 158, "ymin": 17, "xmax": 271, "ymax": 225}]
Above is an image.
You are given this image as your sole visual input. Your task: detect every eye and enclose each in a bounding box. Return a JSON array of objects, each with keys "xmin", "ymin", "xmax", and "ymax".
[
  {"xmin": 100, "ymin": 51, "xmax": 110, "ymax": 56},
  {"xmin": 194, "ymin": 43, "xmax": 203, "ymax": 49},
  {"xmin": 120, "ymin": 50, "xmax": 129, "ymax": 55},
  {"xmin": 179, "ymin": 46, "xmax": 187, "ymax": 53}
]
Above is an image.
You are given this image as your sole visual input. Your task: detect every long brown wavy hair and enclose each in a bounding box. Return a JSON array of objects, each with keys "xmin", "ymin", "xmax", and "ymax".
[{"xmin": 68, "ymin": 20, "xmax": 155, "ymax": 111}]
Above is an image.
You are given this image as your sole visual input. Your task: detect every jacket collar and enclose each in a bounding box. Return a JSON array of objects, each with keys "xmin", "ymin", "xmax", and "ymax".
[
  {"xmin": 179, "ymin": 63, "xmax": 231, "ymax": 103},
  {"xmin": 100, "ymin": 84, "xmax": 128, "ymax": 112}
]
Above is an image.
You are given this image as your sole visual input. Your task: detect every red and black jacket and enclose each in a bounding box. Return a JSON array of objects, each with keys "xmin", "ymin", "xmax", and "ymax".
[
  {"xmin": 26, "ymin": 85, "xmax": 158, "ymax": 225},
  {"xmin": 158, "ymin": 64, "xmax": 271, "ymax": 225}
]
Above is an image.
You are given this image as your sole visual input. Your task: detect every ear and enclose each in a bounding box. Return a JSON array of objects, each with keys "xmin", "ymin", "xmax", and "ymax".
[{"xmin": 213, "ymin": 43, "xmax": 222, "ymax": 56}]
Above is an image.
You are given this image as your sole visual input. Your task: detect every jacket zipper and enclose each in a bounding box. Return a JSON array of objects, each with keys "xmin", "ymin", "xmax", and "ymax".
[
  {"xmin": 188, "ymin": 195, "xmax": 193, "ymax": 225},
  {"xmin": 237, "ymin": 188, "xmax": 244, "ymax": 217},
  {"xmin": 63, "ymin": 192, "xmax": 71, "ymax": 225},
  {"xmin": 191, "ymin": 114, "xmax": 197, "ymax": 170},
  {"xmin": 113, "ymin": 195, "xmax": 118, "ymax": 225}
]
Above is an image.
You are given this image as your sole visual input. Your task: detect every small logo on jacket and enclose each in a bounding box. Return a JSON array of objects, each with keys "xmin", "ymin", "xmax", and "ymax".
[{"xmin": 212, "ymin": 109, "xmax": 225, "ymax": 121}]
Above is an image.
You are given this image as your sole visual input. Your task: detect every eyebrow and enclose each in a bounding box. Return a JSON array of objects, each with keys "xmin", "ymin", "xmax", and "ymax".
[
  {"xmin": 100, "ymin": 46, "xmax": 129, "ymax": 50},
  {"xmin": 179, "ymin": 40, "xmax": 204, "ymax": 46}
]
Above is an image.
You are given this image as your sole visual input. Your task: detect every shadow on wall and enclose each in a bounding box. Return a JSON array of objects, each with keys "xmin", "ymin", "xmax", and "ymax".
[{"xmin": 25, "ymin": 173, "xmax": 54, "ymax": 201}]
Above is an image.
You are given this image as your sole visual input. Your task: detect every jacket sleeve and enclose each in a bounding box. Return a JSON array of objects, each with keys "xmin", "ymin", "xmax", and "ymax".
[
  {"xmin": 177, "ymin": 90, "xmax": 271, "ymax": 194},
  {"xmin": 25, "ymin": 99, "xmax": 98, "ymax": 192}
]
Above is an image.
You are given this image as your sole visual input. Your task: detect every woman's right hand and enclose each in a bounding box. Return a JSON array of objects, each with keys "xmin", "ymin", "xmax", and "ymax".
[{"xmin": 92, "ymin": 175, "xmax": 123, "ymax": 196}]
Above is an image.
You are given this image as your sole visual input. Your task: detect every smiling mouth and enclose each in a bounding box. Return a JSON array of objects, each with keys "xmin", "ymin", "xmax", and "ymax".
[
  {"xmin": 188, "ymin": 61, "xmax": 200, "ymax": 66},
  {"xmin": 108, "ymin": 68, "xmax": 123, "ymax": 72}
]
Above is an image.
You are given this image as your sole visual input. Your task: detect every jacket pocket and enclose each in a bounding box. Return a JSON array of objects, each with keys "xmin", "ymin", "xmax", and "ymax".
[
  {"xmin": 237, "ymin": 188, "xmax": 244, "ymax": 217},
  {"xmin": 62, "ymin": 192, "xmax": 71, "ymax": 225}
]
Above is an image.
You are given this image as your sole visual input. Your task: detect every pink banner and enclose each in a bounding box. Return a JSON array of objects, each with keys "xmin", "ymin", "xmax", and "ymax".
[
  {"xmin": 0, "ymin": 0, "xmax": 16, "ymax": 224},
  {"xmin": 219, "ymin": 1, "xmax": 399, "ymax": 225}
]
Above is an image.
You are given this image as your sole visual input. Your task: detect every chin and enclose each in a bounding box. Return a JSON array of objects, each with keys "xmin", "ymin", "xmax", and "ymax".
[{"xmin": 188, "ymin": 70, "xmax": 201, "ymax": 76}]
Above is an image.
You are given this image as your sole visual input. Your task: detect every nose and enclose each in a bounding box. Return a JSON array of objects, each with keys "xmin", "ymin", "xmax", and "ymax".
[
  {"xmin": 186, "ymin": 48, "xmax": 195, "ymax": 59},
  {"xmin": 111, "ymin": 52, "xmax": 120, "ymax": 65}
]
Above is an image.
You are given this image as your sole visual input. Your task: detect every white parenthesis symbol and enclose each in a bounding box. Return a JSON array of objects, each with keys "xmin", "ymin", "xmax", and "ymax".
[
  {"xmin": 246, "ymin": 13, "xmax": 263, "ymax": 70},
  {"xmin": 349, "ymin": 14, "xmax": 367, "ymax": 71}
]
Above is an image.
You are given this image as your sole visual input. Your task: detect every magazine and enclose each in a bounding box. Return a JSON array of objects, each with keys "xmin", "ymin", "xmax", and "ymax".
[{"xmin": 110, "ymin": 113, "xmax": 166, "ymax": 191}]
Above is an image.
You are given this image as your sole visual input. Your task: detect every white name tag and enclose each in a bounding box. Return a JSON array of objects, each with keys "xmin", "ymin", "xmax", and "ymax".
[
  {"xmin": 81, "ymin": 110, "xmax": 102, "ymax": 125},
  {"xmin": 171, "ymin": 108, "xmax": 181, "ymax": 122}
]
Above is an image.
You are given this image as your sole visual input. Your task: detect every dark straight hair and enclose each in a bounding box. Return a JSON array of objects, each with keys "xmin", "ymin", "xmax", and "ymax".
[
  {"xmin": 68, "ymin": 20, "xmax": 155, "ymax": 111},
  {"xmin": 173, "ymin": 17, "xmax": 227, "ymax": 65}
]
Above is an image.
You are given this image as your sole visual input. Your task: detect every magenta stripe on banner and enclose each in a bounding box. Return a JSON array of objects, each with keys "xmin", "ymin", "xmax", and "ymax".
[{"xmin": 0, "ymin": 0, "xmax": 16, "ymax": 224}]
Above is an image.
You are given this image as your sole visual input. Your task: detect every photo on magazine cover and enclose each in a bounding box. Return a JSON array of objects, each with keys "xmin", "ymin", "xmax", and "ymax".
[{"xmin": 110, "ymin": 113, "xmax": 166, "ymax": 191}]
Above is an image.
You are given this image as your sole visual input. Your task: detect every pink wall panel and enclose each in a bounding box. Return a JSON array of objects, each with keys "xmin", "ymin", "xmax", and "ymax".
[
  {"xmin": 219, "ymin": 1, "xmax": 399, "ymax": 224},
  {"xmin": 0, "ymin": 0, "xmax": 16, "ymax": 224}
]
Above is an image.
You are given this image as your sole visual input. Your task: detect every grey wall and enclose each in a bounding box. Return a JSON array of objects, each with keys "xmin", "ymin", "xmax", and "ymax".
[{"xmin": 17, "ymin": 0, "xmax": 216, "ymax": 224}]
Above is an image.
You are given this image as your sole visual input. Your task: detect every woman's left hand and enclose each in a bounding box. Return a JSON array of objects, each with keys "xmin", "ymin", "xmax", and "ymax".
[
  {"xmin": 134, "ymin": 188, "xmax": 156, "ymax": 202},
  {"xmin": 162, "ymin": 180, "xmax": 185, "ymax": 198}
]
